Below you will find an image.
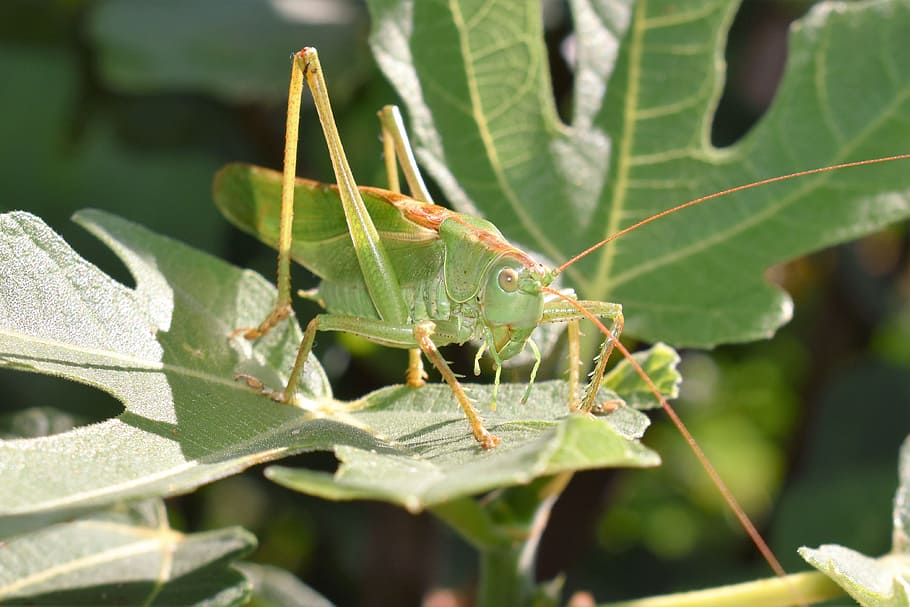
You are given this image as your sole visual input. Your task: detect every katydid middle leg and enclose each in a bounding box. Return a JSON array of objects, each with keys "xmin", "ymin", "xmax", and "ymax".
[
  {"xmin": 244, "ymin": 48, "xmax": 412, "ymax": 399},
  {"xmin": 281, "ymin": 313, "xmax": 498, "ymax": 448}
]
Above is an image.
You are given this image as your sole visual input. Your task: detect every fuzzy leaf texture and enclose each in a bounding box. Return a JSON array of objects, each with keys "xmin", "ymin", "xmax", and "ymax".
[
  {"xmin": 367, "ymin": 0, "xmax": 910, "ymax": 347},
  {"xmin": 0, "ymin": 210, "xmax": 672, "ymax": 525},
  {"xmin": 0, "ymin": 500, "xmax": 253, "ymax": 606}
]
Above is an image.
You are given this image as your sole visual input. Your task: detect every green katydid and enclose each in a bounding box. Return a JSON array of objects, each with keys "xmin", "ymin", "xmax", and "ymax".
[
  {"xmin": 216, "ymin": 47, "xmax": 626, "ymax": 451},
  {"xmin": 214, "ymin": 47, "xmax": 909, "ymax": 581}
]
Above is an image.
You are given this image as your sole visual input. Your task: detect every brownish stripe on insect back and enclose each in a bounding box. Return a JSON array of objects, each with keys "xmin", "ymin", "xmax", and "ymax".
[
  {"xmin": 445, "ymin": 216, "xmax": 538, "ymax": 266},
  {"xmin": 373, "ymin": 191, "xmax": 453, "ymax": 231}
]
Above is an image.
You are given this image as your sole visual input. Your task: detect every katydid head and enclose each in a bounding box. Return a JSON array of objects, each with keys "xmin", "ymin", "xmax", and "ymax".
[{"xmin": 479, "ymin": 255, "xmax": 555, "ymax": 361}]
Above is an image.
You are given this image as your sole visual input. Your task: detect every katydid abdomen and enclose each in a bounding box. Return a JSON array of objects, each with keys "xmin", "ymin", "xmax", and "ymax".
[{"xmin": 215, "ymin": 165, "xmax": 444, "ymax": 301}]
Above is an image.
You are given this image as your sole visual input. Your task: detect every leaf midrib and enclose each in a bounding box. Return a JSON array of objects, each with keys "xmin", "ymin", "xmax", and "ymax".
[
  {"xmin": 449, "ymin": 0, "xmax": 566, "ymax": 266},
  {"xmin": 589, "ymin": 0, "xmax": 647, "ymax": 299},
  {"xmin": 608, "ymin": 78, "xmax": 910, "ymax": 291}
]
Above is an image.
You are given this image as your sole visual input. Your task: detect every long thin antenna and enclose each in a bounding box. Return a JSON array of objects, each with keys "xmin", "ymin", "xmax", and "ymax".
[
  {"xmin": 542, "ymin": 286, "xmax": 790, "ymax": 582},
  {"xmin": 557, "ymin": 154, "xmax": 910, "ymax": 274}
]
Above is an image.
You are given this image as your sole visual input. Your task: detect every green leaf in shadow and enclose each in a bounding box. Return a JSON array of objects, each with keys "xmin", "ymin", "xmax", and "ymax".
[
  {"xmin": 88, "ymin": 0, "xmax": 369, "ymax": 103},
  {"xmin": 0, "ymin": 209, "xmax": 331, "ymax": 530},
  {"xmin": 1, "ymin": 210, "xmax": 669, "ymax": 523},
  {"xmin": 0, "ymin": 501, "xmax": 253, "ymax": 606},
  {"xmin": 236, "ymin": 563, "xmax": 335, "ymax": 607}
]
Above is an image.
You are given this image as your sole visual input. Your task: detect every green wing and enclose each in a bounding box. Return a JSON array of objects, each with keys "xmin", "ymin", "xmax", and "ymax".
[{"xmin": 213, "ymin": 163, "xmax": 444, "ymax": 286}]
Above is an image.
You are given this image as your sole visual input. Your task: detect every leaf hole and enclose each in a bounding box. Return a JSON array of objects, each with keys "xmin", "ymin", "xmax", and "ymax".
[
  {"xmin": 543, "ymin": 1, "xmax": 574, "ymax": 124},
  {"xmin": 712, "ymin": 1, "xmax": 812, "ymax": 147},
  {"xmin": 0, "ymin": 369, "xmax": 123, "ymax": 438}
]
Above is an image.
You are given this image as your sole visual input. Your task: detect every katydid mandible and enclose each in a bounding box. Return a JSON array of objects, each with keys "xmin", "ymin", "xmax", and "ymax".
[{"xmin": 215, "ymin": 48, "xmax": 909, "ymax": 582}]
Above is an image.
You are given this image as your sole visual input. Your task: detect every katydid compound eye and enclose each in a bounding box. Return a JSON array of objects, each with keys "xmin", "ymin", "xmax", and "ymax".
[{"xmin": 498, "ymin": 267, "xmax": 519, "ymax": 292}]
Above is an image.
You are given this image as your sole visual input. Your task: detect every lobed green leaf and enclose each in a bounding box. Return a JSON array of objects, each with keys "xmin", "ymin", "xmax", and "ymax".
[
  {"xmin": 368, "ymin": 0, "xmax": 910, "ymax": 347},
  {"xmin": 0, "ymin": 501, "xmax": 253, "ymax": 606},
  {"xmin": 0, "ymin": 211, "xmax": 671, "ymax": 523}
]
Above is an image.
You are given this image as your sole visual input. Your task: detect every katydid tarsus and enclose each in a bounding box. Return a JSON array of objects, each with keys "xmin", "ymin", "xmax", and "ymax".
[{"xmin": 214, "ymin": 47, "xmax": 909, "ymax": 583}]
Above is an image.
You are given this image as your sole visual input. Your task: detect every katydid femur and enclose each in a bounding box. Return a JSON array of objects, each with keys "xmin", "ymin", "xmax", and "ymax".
[{"xmin": 215, "ymin": 47, "xmax": 909, "ymax": 582}]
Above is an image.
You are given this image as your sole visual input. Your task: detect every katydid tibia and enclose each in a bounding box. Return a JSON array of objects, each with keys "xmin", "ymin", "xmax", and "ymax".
[{"xmin": 213, "ymin": 47, "xmax": 909, "ymax": 582}]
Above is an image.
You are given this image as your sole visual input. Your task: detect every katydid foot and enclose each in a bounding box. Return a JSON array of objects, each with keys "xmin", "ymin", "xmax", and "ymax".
[
  {"xmin": 235, "ymin": 373, "xmax": 286, "ymax": 403},
  {"xmin": 233, "ymin": 303, "xmax": 294, "ymax": 340},
  {"xmin": 405, "ymin": 348, "xmax": 428, "ymax": 388}
]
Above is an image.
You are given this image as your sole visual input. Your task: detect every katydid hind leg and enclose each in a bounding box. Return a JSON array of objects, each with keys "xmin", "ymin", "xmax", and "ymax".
[
  {"xmin": 379, "ymin": 105, "xmax": 428, "ymax": 387},
  {"xmin": 238, "ymin": 48, "xmax": 415, "ymax": 400},
  {"xmin": 239, "ymin": 46, "xmax": 307, "ymax": 340},
  {"xmin": 378, "ymin": 105, "xmax": 435, "ymax": 204},
  {"xmin": 300, "ymin": 48, "xmax": 409, "ymax": 326}
]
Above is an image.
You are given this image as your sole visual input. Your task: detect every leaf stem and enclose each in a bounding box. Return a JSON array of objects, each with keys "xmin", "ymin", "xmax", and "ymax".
[
  {"xmin": 432, "ymin": 473, "xmax": 573, "ymax": 607},
  {"xmin": 599, "ymin": 571, "xmax": 844, "ymax": 607},
  {"xmin": 477, "ymin": 544, "xmax": 536, "ymax": 607}
]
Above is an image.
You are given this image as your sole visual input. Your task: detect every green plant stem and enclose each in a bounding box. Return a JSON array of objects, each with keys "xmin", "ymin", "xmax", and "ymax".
[
  {"xmin": 432, "ymin": 473, "xmax": 572, "ymax": 607},
  {"xmin": 478, "ymin": 543, "xmax": 536, "ymax": 607},
  {"xmin": 430, "ymin": 497, "xmax": 511, "ymax": 549},
  {"xmin": 599, "ymin": 571, "xmax": 845, "ymax": 607}
]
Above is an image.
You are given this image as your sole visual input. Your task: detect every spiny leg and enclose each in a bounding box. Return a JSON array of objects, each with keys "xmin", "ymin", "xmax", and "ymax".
[
  {"xmin": 542, "ymin": 287, "xmax": 790, "ymax": 581},
  {"xmin": 580, "ymin": 311, "xmax": 624, "ymax": 413},
  {"xmin": 405, "ymin": 348, "xmax": 428, "ymax": 388},
  {"xmin": 283, "ymin": 317, "xmax": 320, "ymax": 404},
  {"xmin": 414, "ymin": 320, "xmax": 499, "ymax": 449},
  {"xmin": 274, "ymin": 315, "xmax": 498, "ymax": 449},
  {"xmin": 279, "ymin": 314, "xmax": 422, "ymax": 404},
  {"xmin": 239, "ymin": 314, "xmax": 320, "ymax": 404},
  {"xmin": 542, "ymin": 298, "xmax": 623, "ymax": 413},
  {"xmin": 241, "ymin": 48, "xmax": 306, "ymax": 339},
  {"xmin": 566, "ymin": 320, "xmax": 581, "ymax": 412}
]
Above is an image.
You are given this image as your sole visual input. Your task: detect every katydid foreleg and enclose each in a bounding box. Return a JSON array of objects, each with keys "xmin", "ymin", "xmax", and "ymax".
[
  {"xmin": 535, "ymin": 299, "xmax": 624, "ymax": 413},
  {"xmin": 540, "ymin": 288, "xmax": 789, "ymax": 579}
]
